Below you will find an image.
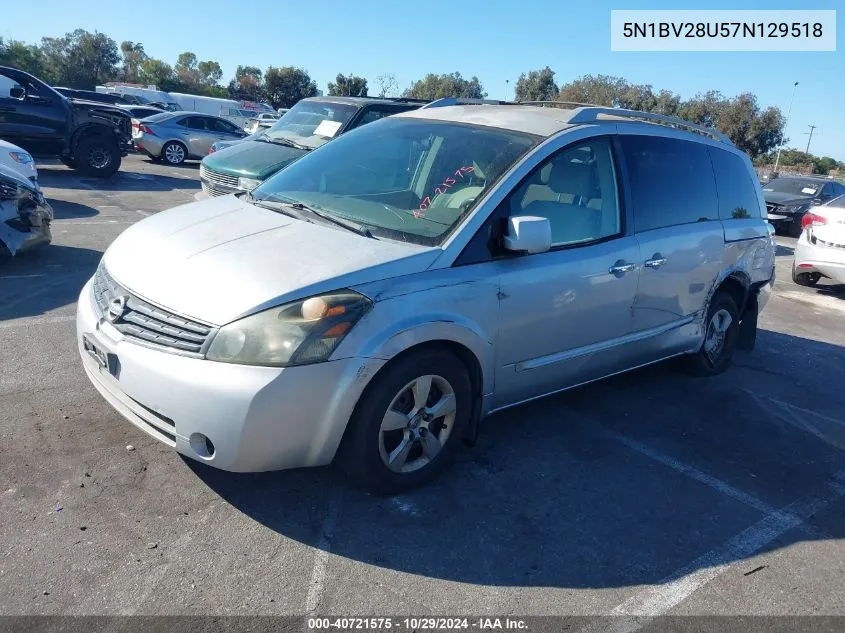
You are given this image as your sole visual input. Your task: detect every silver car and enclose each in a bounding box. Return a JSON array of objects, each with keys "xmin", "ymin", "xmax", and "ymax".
[
  {"xmin": 77, "ymin": 103, "xmax": 775, "ymax": 494},
  {"xmin": 133, "ymin": 111, "xmax": 247, "ymax": 165}
]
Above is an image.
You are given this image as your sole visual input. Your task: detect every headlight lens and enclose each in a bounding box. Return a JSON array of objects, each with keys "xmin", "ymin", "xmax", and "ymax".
[
  {"xmin": 205, "ymin": 291, "xmax": 371, "ymax": 367},
  {"xmin": 9, "ymin": 151, "xmax": 33, "ymax": 164},
  {"xmin": 237, "ymin": 176, "xmax": 262, "ymax": 191}
]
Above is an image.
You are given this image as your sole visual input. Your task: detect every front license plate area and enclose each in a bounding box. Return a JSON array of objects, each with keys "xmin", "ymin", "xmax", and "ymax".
[{"xmin": 83, "ymin": 334, "xmax": 120, "ymax": 377}]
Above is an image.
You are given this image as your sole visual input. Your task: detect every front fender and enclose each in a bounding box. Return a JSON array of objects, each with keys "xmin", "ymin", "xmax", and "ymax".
[{"xmin": 334, "ymin": 277, "xmax": 500, "ymax": 396}]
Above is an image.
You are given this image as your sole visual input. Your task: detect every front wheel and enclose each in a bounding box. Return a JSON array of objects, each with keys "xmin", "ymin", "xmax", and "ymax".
[
  {"xmin": 683, "ymin": 292, "xmax": 740, "ymax": 377},
  {"xmin": 337, "ymin": 349, "xmax": 472, "ymax": 495},
  {"xmin": 161, "ymin": 141, "xmax": 187, "ymax": 165},
  {"xmin": 73, "ymin": 136, "xmax": 121, "ymax": 177}
]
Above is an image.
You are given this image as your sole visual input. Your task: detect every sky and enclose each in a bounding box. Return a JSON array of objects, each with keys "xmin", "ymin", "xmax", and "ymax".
[{"xmin": 3, "ymin": 0, "xmax": 842, "ymax": 160}]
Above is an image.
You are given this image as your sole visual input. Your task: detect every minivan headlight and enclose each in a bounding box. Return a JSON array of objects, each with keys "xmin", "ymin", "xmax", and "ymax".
[
  {"xmin": 237, "ymin": 176, "xmax": 262, "ymax": 191},
  {"xmin": 205, "ymin": 291, "xmax": 371, "ymax": 367}
]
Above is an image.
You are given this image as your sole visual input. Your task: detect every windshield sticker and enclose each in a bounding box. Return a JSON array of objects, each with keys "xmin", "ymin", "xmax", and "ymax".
[
  {"xmin": 801, "ymin": 187, "xmax": 818, "ymax": 195},
  {"xmin": 414, "ymin": 166, "xmax": 475, "ymax": 218},
  {"xmin": 313, "ymin": 120, "xmax": 342, "ymax": 138}
]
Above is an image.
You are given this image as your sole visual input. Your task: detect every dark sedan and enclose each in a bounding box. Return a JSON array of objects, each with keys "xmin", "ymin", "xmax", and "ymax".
[{"xmin": 762, "ymin": 176, "xmax": 845, "ymax": 236}]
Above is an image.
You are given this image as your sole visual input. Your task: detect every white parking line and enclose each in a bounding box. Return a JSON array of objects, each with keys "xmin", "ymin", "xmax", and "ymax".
[
  {"xmin": 580, "ymin": 475, "xmax": 845, "ymax": 632},
  {"xmin": 603, "ymin": 429, "xmax": 780, "ymax": 516},
  {"xmin": 305, "ymin": 487, "xmax": 342, "ymax": 614}
]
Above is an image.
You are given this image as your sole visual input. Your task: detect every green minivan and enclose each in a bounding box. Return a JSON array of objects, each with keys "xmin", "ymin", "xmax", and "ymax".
[{"xmin": 199, "ymin": 95, "xmax": 427, "ymax": 196}]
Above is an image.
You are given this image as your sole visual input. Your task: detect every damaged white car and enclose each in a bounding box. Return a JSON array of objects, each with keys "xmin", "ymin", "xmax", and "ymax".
[{"xmin": 0, "ymin": 162, "xmax": 53, "ymax": 256}]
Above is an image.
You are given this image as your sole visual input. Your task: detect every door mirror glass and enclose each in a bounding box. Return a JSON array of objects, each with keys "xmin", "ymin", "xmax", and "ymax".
[
  {"xmin": 812, "ymin": 198, "xmax": 823, "ymax": 205},
  {"xmin": 503, "ymin": 216, "xmax": 551, "ymax": 254},
  {"xmin": 9, "ymin": 86, "xmax": 25, "ymax": 100}
]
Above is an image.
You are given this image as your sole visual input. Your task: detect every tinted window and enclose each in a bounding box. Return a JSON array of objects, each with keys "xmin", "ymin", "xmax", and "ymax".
[
  {"xmin": 620, "ymin": 135, "xmax": 718, "ymax": 233},
  {"xmin": 178, "ymin": 116, "xmax": 207, "ymax": 130},
  {"xmin": 509, "ymin": 138, "xmax": 621, "ymax": 246},
  {"xmin": 709, "ymin": 147, "xmax": 762, "ymax": 220}
]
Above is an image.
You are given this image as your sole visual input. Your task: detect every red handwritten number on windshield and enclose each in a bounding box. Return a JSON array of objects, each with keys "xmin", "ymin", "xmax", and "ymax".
[{"xmin": 414, "ymin": 166, "xmax": 474, "ymax": 218}]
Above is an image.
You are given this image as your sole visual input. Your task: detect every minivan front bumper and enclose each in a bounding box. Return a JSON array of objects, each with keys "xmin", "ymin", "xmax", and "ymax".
[{"xmin": 76, "ymin": 279, "xmax": 385, "ymax": 472}]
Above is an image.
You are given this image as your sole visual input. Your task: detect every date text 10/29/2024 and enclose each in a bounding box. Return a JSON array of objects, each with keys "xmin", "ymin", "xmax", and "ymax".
[{"xmin": 308, "ymin": 617, "xmax": 528, "ymax": 631}]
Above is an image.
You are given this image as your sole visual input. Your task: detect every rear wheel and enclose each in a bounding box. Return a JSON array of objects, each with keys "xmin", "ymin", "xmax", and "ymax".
[
  {"xmin": 337, "ymin": 349, "xmax": 472, "ymax": 495},
  {"xmin": 73, "ymin": 136, "xmax": 121, "ymax": 177},
  {"xmin": 162, "ymin": 141, "xmax": 187, "ymax": 165},
  {"xmin": 683, "ymin": 292, "xmax": 740, "ymax": 377},
  {"xmin": 792, "ymin": 264, "xmax": 821, "ymax": 286}
]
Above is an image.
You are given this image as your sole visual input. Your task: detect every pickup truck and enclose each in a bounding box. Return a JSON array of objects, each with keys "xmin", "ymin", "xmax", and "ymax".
[{"xmin": 0, "ymin": 67, "xmax": 132, "ymax": 178}]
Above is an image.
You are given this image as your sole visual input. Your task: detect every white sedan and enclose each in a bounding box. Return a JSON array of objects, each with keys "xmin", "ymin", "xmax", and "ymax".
[
  {"xmin": 793, "ymin": 194, "xmax": 845, "ymax": 286},
  {"xmin": 0, "ymin": 139, "xmax": 38, "ymax": 185}
]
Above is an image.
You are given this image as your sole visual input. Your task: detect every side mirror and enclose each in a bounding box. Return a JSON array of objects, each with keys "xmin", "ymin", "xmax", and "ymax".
[
  {"xmin": 812, "ymin": 198, "xmax": 823, "ymax": 205},
  {"xmin": 9, "ymin": 86, "xmax": 25, "ymax": 100},
  {"xmin": 503, "ymin": 216, "xmax": 551, "ymax": 255}
]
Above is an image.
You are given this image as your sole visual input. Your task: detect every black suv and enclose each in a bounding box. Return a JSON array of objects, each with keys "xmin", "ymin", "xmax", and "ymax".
[{"xmin": 0, "ymin": 67, "xmax": 132, "ymax": 178}]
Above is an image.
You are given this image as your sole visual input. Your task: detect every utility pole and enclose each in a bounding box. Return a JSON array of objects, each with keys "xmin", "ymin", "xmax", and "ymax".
[
  {"xmin": 773, "ymin": 81, "xmax": 799, "ymax": 174},
  {"xmin": 805, "ymin": 125, "xmax": 817, "ymax": 154}
]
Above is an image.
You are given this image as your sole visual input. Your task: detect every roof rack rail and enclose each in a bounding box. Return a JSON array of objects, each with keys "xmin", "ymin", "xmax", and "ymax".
[
  {"xmin": 566, "ymin": 106, "xmax": 732, "ymax": 144},
  {"xmin": 421, "ymin": 97, "xmax": 518, "ymax": 109},
  {"xmin": 518, "ymin": 100, "xmax": 604, "ymax": 108}
]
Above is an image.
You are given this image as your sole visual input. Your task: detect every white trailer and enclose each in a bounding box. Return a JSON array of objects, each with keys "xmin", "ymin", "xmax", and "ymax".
[{"xmin": 168, "ymin": 93, "xmax": 272, "ymax": 127}]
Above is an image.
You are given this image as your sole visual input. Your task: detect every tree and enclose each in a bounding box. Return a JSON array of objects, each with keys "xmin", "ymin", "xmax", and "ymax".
[
  {"xmin": 375, "ymin": 73, "xmax": 399, "ymax": 98},
  {"xmin": 0, "ymin": 37, "xmax": 46, "ymax": 78},
  {"xmin": 197, "ymin": 60, "xmax": 223, "ymax": 87},
  {"xmin": 120, "ymin": 41, "xmax": 147, "ymax": 83},
  {"xmin": 139, "ymin": 58, "xmax": 176, "ymax": 90},
  {"xmin": 328, "ymin": 73, "xmax": 368, "ymax": 97},
  {"xmin": 514, "ymin": 66, "xmax": 558, "ymax": 102},
  {"xmin": 174, "ymin": 51, "xmax": 199, "ymax": 88},
  {"xmin": 264, "ymin": 66, "xmax": 318, "ymax": 109},
  {"xmin": 404, "ymin": 72, "xmax": 486, "ymax": 100},
  {"xmin": 557, "ymin": 74, "xmax": 629, "ymax": 106},
  {"xmin": 228, "ymin": 65, "xmax": 264, "ymax": 101},
  {"xmin": 40, "ymin": 29, "xmax": 120, "ymax": 88}
]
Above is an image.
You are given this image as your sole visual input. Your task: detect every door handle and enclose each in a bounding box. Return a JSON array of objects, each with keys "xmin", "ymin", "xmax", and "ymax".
[
  {"xmin": 644, "ymin": 257, "xmax": 667, "ymax": 269},
  {"xmin": 609, "ymin": 262, "xmax": 636, "ymax": 275}
]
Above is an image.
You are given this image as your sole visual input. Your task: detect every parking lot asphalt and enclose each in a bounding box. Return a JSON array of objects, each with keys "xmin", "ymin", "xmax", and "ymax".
[{"xmin": 1, "ymin": 155, "xmax": 845, "ymax": 623}]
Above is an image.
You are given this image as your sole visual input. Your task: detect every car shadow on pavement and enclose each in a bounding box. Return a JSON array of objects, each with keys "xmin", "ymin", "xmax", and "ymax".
[
  {"xmin": 37, "ymin": 166, "xmax": 200, "ymax": 193},
  {"xmin": 775, "ymin": 244, "xmax": 794, "ymax": 256},
  {"xmin": 48, "ymin": 199, "xmax": 100, "ymax": 219},
  {"xmin": 0, "ymin": 245, "xmax": 100, "ymax": 321},
  {"xmin": 190, "ymin": 328, "xmax": 845, "ymax": 589}
]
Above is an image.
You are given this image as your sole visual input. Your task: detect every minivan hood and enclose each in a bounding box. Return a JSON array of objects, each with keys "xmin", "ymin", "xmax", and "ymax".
[
  {"xmin": 202, "ymin": 140, "xmax": 306, "ymax": 180},
  {"xmin": 102, "ymin": 195, "xmax": 437, "ymax": 325}
]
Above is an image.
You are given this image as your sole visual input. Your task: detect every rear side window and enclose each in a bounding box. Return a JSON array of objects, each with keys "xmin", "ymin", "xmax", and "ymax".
[
  {"xmin": 709, "ymin": 147, "xmax": 763, "ymax": 220},
  {"xmin": 620, "ymin": 135, "xmax": 718, "ymax": 233}
]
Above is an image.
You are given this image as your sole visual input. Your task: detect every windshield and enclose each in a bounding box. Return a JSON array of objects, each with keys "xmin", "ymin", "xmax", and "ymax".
[
  {"xmin": 252, "ymin": 117, "xmax": 540, "ymax": 246},
  {"xmin": 258, "ymin": 100, "xmax": 359, "ymax": 150},
  {"xmin": 762, "ymin": 178, "xmax": 822, "ymax": 196}
]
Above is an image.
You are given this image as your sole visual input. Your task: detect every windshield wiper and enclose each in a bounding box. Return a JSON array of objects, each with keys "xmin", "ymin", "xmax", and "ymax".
[
  {"xmin": 266, "ymin": 137, "xmax": 310, "ymax": 151},
  {"xmin": 244, "ymin": 192, "xmax": 313, "ymax": 222},
  {"xmin": 272, "ymin": 198, "xmax": 374, "ymax": 238}
]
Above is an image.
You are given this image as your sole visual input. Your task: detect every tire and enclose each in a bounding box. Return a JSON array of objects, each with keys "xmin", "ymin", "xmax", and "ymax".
[
  {"xmin": 161, "ymin": 141, "xmax": 187, "ymax": 165},
  {"xmin": 683, "ymin": 292, "xmax": 740, "ymax": 377},
  {"xmin": 73, "ymin": 136, "xmax": 121, "ymax": 178},
  {"xmin": 59, "ymin": 156, "xmax": 74, "ymax": 169},
  {"xmin": 792, "ymin": 264, "xmax": 821, "ymax": 287},
  {"xmin": 336, "ymin": 348, "xmax": 473, "ymax": 495}
]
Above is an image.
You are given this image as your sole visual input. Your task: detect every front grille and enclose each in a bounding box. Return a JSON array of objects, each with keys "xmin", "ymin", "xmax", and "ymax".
[
  {"xmin": 766, "ymin": 203, "xmax": 781, "ymax": 214},
  {"xmin": 200, "ymin": 164, "xmax": 239, "ymax": 189},
  {"xmin": 92, "ymin": 265, "xmax": 213, "ymax": 356},
  {"xmin": 201, "ymin": 180, "xmax": 232, "ymax": 197}
]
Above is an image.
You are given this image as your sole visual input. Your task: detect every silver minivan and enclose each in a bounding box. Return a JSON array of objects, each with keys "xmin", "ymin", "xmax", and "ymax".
[{"xmin": 77, "ymin": 103, "xmax": 776, "ymax": 494}]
